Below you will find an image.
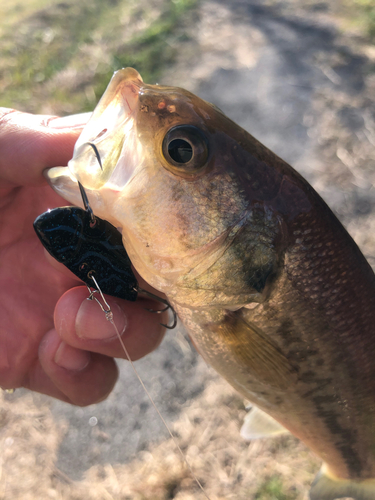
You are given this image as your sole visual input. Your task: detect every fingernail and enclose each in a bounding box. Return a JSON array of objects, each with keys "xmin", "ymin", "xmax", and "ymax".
[
  {"xmin": 54, "ymin": 341, "xmax": 90, "ymax": 371},
  {"xmin": 76, "ymin": 299, "xmax": 128, "ymax": 340},
  {"xmin": 46, "ymin": 112, "xmax": 92, "ymax": 129}
]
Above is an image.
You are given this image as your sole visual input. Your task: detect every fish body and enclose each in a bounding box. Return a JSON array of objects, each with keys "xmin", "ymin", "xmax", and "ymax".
[{"xmin": 46, "ymin": 68, "xmax": 375, "ymax": 500}]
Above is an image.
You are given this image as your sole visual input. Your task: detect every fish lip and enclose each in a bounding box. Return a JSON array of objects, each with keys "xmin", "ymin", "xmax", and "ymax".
[
  {"xmin": 44, "ymin": 165, "xmax": 121, "ymax": 228},
  {"xmin": 44, "ymin": 166, "xmax": 82, "ymax": 206},
  {"xmin": 44, "ymin": 165, "xmax": 77, "ymax": 184}
]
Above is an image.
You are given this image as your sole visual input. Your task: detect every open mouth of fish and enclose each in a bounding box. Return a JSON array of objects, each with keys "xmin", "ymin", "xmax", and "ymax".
[{"xmin": 46, "ymin": 68, "xmax": 144, "ymax": 223}]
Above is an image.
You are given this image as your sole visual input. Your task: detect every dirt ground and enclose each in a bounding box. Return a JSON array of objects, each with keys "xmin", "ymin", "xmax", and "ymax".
[{"xmin": 1, "ymin": 1, "xmax": 375, "ymax": 499}]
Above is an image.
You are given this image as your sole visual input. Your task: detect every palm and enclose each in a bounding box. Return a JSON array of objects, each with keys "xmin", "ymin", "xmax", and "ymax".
[{"xmin": 0, "ymin": 183, "xmax": 77, "ymax": 388}]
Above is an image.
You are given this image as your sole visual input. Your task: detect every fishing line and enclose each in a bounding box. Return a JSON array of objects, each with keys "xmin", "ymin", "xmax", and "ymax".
[{"xmin": 86, "ymin": 275, "xmax": 211, "ymax": 500}]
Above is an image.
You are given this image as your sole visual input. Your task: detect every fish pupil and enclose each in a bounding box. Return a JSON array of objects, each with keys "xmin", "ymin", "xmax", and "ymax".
[
  {"xmin": 167, "ymin": 139, "xmax": 193, "ymax": 163},
  {"xmin": 162, "ymin": 125, "xmax": 209, "ymax": 175}
]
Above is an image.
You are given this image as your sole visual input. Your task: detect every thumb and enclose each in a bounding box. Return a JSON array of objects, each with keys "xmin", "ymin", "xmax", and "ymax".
[{"xmin": 0, "ymin": 108, "xmax": 91, "ymax": 187}]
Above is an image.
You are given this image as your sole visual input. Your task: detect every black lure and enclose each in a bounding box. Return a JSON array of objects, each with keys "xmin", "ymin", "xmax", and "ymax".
[{"xmin": 34, "ymin": 206, "xmax": 138, "ymax": 301}]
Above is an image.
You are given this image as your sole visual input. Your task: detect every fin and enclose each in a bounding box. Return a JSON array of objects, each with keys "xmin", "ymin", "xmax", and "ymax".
[
  {"xmin": 240, "ymin": 405, "xmax": 289, "ymax": 440},
  {"xmin": 210, "ymin": 311, "xmax": 297, "ymax": 389},
  {"xmin": 310, "ymin": 464, "xmax": 375, "ymax": 500}
]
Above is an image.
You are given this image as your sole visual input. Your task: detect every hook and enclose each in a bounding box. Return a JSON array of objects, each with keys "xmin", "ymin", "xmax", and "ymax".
[
  {"xmin": 78, "ymin": 180, "xmax": 96, "ymax": 226},
  {"xmin": 78, "ymin": 142, "xmax": 103, "ymax": 224},
  {"xmin": 84, "ymin": 142, "xmax": 103, "ymax": 170},
  {"xmin": 138, "ymin": 288, "xmax": 178, "ymax": 329}
]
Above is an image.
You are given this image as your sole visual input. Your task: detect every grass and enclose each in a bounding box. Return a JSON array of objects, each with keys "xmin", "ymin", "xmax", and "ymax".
[
  {"xmin": 254, "ymin": 476, "xmax": 298, "ymax": 500},
  {"xmin": 92, "ymin": 0, "xmax": 199, "ymax": 104},
  {"xmin": 0, "ymin": 0, "xmax": 199, "ymax": 114},
  {"xmin": 343, "ymin": 0, "xmax": 375, "ymax": 40},
  {"xmin": 1, "ymin": 0, "xmax": 372, "ymax": 115},
  {"xmin": 353, "ymin": 1, "xmax": 375, "ymax": 38}
]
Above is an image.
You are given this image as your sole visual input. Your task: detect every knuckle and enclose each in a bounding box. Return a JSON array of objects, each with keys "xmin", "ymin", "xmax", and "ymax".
[{"xmin": 0, "ymin": 108, "xmax": 17, "ymax": 127}]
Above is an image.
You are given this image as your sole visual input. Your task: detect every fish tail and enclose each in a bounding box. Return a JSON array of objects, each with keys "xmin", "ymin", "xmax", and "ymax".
[{"xmin": 310, "ymin": 464, "xmax": 375, "ymax": 500}]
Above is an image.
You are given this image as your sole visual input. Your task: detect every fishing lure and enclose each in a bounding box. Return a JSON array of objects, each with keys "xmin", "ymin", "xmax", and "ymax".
[{"xmin": 33, "ymin": 181, "xmax": 177, "ymax": 328}]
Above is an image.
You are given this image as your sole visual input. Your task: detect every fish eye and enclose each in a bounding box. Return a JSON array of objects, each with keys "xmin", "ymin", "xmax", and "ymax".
[{"xmin": 162, "ymin": 125, "xmax": 209, "ymax": 176}]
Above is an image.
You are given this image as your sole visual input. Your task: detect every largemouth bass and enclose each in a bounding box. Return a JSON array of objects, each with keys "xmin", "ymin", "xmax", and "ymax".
[{"xmin": 45, "ymin": 68, "xmax": 375, "ymax": 500}]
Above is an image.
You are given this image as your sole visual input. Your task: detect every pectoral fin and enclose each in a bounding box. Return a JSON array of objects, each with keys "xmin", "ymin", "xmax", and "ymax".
[
  {"xmin": 240, "ymin": 405, "xmax": 289, "ymax": 440},
  {"xmin": 210, "ymin": 311, "xmax": 297, "ymax": 389},
  {"xmin": 310, "ymin": 465, "xmax": 375, "ymax": 500}
]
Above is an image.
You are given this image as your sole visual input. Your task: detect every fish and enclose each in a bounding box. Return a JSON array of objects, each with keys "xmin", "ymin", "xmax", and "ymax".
[{"xmin": 44, "ymin": 67, "xmax": 375, "ymax": 500}]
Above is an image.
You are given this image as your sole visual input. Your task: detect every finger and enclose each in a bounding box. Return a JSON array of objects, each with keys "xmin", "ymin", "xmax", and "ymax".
[
  {"xmin": 32, "ymin": 328, "xmax": 118, "ymax": 406},
  {"xmin": 54, "ymin": 287, "xmax": 167, "ymax": 361},
  {"xmin": 0, "ymin": 109, "xmax": 91, "ymax": 187}
]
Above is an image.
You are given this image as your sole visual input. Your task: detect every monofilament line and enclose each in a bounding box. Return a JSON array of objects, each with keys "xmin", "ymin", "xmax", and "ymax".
[
  {"xmin": 86, "ymin": 276, "xmax": 210, "ymax": 498},
  {"xmin": 107, "ymin": 315, "xmax": 211, "ymax": 500}
]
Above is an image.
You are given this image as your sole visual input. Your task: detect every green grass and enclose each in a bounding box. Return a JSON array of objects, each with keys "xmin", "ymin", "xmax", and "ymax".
[
  {"xmin": 1, "ymin": 0, "xmax": 373, "ymax": 116},
  {"xmin": 92, "ymin": 0, "xmax": 198, "ymax": 105},
  {"xmin": 344, "ymin": 0, "xmax": 375, "ymax": 40},
  {"xmin": 254, "ymin": 476, "xmax": 298, "ymax": 500},
  {"xmin": 0, "ymin": 0, "xmax": 198, "ymax": 113},
  {"xmin": 356, "ymin": 0, "xmax": 375, "ymax": 38}
]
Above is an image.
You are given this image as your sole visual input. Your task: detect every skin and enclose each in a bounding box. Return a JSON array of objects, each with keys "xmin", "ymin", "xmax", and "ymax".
[
  {"xmin": 47, "ymin": 68, "xmax": 375, "ymax": 495},
  {"xmin": 0, "ymin": 108, "xmax": 166, "ymax": 405}
]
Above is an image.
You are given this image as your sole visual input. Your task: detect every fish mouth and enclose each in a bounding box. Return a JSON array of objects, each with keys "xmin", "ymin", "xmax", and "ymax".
[{"xmin": 46, "ymin": 67, "xmax": 144, "ymax": 204}]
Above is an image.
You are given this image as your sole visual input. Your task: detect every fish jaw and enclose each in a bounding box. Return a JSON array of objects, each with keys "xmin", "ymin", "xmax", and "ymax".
[
  {"xmin": 44, "ymin": 166, "xmax": 117, "ymax": 226},
  {"xmin": 44, "ymin": 166, "xmax": 81, "ymax": 206}
]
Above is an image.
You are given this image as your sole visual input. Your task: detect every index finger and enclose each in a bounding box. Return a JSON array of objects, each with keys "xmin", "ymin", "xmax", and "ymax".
[{"xmin": 0, "ymin": 108, "xmax": 91, "ymax": 187}]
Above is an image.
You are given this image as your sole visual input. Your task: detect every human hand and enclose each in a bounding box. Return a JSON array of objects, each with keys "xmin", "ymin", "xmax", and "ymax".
[{"xmin": 0, "ymin": 109, "xmax": 166, "ymax": 405}]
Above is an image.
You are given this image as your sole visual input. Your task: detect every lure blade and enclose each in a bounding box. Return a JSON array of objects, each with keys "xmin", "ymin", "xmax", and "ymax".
[{"xmin": 33, "ymin": 206, "xmax": 138, "ymax": 301}]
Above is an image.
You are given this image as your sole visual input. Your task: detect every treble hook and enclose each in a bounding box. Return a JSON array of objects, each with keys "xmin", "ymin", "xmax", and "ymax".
[
  {"xmin": 137, "ymin": 288, "xmax": 178, "ymax": 330},
  {"xmin": 86, "ymin": 273, "xmax": 177, "ymax": 330},
  {"xmin": 77, "ymin": 142, "xmax": 102, "ymax": 224}
]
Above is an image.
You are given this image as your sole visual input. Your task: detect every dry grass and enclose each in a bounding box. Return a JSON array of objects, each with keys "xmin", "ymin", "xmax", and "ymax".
[{"xmin": 0, "ymin": 379, "xmax": 320, "ymax": 500}]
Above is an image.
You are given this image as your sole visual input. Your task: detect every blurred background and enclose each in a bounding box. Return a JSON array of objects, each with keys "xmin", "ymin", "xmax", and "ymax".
[{"xmin": 1, "ymin": 0, "xmax": 375, "ymax": 499}]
